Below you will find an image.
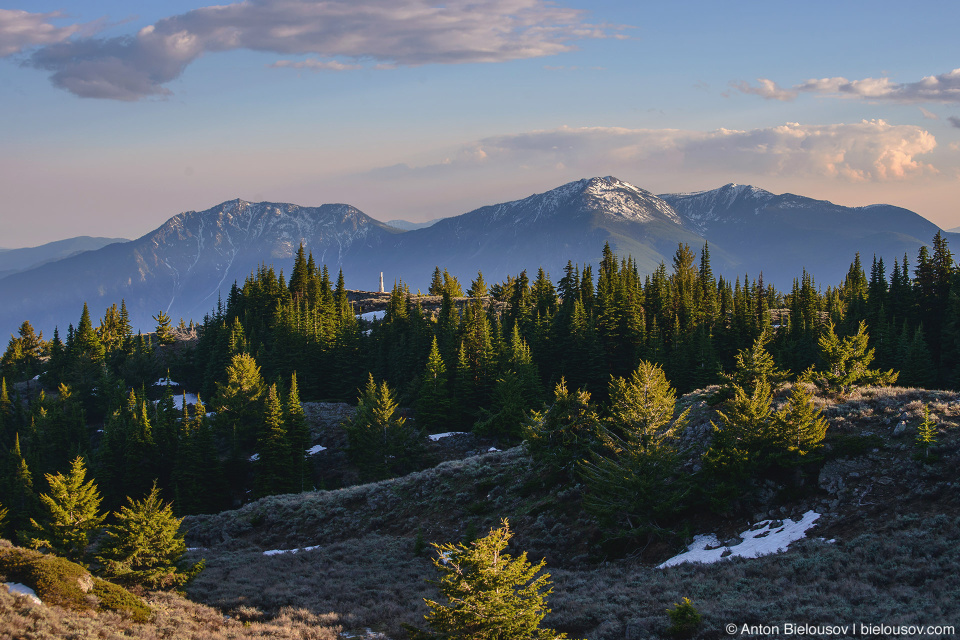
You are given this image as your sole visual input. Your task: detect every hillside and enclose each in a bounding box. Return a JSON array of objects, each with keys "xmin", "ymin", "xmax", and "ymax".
[{"xmin": 179, "ymin": 386, "xmax": 960, "ymax": 639}]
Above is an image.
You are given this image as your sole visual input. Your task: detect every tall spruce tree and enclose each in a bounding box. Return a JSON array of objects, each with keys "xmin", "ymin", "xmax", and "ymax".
[
  {"xmin": 415, "ymin": 337, "xmax": 453, "ymax": 434},
  {"xmin": 255, "ymin": 383, "xmax": 293, "ymax": 497},
  {"xmin": 285, "ymin": 372, "xmax": 310, "ymax": 492}
]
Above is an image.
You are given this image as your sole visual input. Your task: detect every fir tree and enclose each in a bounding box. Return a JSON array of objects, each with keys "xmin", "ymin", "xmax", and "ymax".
[
  {"xmin": 3, "ymin": 433, "xmax": 39, "ymax": 540},
  {"xmin": 285, "ymin": 372, "xmax": 310, "ymax": 492},
  {"xmin": 407, "ymin": 519, "xmax": 568, "ymax": 640},
  {"xmin": 429, "ymin": 266, "xmax": 445, "ymax": 295},
  {"xmin": 915, "ymin": 404, "xmax": 937, "ymax": 460},
  {"xmin": 29, "ymin": 456, "xmax": 106, "ymax": 562},
  {"xmin": 415, "ymin": 337, "xmax": 453, "ymax": 434},
  {"xmin": 580, "ymin": 362, "xmax": 690, "ymax": 533},
  {"xmin": 806, "ymin": 320, "xmax": 898, "ymax": 397},
  {"xmin": 524, "ymin": 378, "xmax": 601, "ymax": 475},
  {"xmin": 214, "ymin": 352, "xmax": 266, "ymax": 451},
  {"xmin": 255, "ymin": 383, "xmax": 293, "ymax": 498},
  {"xmin": 96, "ymin": 482, "xmax": 204, "ymax": 588},
  {"xmin": 774, "ymin": 384, "xmax": 828, "ymax": 462},
  {"xmin": 345, "ymin": 374, "xmax": 424, "ymax": 480}
]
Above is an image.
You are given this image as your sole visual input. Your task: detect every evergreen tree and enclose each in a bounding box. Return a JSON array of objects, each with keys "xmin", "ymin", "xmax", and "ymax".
[
  {"xmin": 915, "ymin": 404, "xmax": 937, "ymax": 460},
  {"xmin": 806, "ymin": 320, "xmax": 898, "ymax": 396},
  {"xmin": 345, "ymin": 374, "xmax": 424, "ymax": 480},
  {"xmin": 524, "ymin": 378, "xmax": 601, "ymax": 475},
  {"xmin": 285, "ymin": 372, "xmax": 310, "ymax": 492},
  {"xmin": 29, "ymin": 456, "xmax": 106, "ymax": 562},
  {"xmin": 719, "ymin": 329, "xmax": 790, "ymax": 398},
  {"xmin": 153, "ymin": 310, "xmax": 176, "ymax": 345},
  {"xmin": 214, "ymin": 352, "xmax": 266, "ymax": 451},
  {"xmin": 96, "ymin": 482, "xmax": 204, "ymax": 588},
  {"xmin": 773, "ymin": 384, "xmax": 828, "ymax": 462},
  {"xmin": 255, "ymin": 383, "xmax": 293, "ymax": 497},
  {"xmin": 415, "ymin": 337, "xmax": 453, "ymax": 434},
  {"xmin": 580, "ymin": 362, "xmax": 690, "ymax": 533},
  {"xmin": 429, "ymin": 267, "xmax": 445, "ymax": 295},
  {"xmin": 407, "ymin": 519, "xmax": 568, "ymax": 640},
  {"xmin": 3, "ymin": 433, "xmax": 39, "ymax": 540}
]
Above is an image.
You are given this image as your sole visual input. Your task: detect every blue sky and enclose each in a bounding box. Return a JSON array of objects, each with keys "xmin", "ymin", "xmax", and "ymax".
[{"xmin": 2, "ymin": 0, "xmax": 959, "ymax": 247}]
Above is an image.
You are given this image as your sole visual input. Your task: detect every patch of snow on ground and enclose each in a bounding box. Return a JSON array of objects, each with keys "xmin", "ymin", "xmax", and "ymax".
[
  {"xmin": 428, "ymin": 432, "xmax": 468, "ymax": 441},
  {"xmin": 658, "ymin": 511, "xmax": 820, "ymax": 569},
  {"xmin": 151, "ymin": 393, "xmax": 200, "ymax": 409},
  {"xmin": 153, "ymin": 377, "xmax": 180, "ymax": 386},
  {"xmin": 358, "ymin": 310, "xmax": 386, "ymax": 321},
  {"xmin": 488, "ymin": 447, "xmax": 500, "ymax": 452},
  {"xmin": 262, "ymin": 545, "xmax": 320, "ymax": 556},
  {"xmin": 306, "ymin": 444, "xmax": 327, "ymax": 455},
  {"xmin": 249, "ymin": 453, "xmax": 259, "ymax": 462},
  {"xmin": 4, "ymin": 582, "xmax": 41, "ymax": 605}
]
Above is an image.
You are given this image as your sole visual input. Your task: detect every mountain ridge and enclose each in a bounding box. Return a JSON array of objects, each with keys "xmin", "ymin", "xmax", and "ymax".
[{"xmin": 0, "ymin": 177, "xmax": 953, "ymax": 338}]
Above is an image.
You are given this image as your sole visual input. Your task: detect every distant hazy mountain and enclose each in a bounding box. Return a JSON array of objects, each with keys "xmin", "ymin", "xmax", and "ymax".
[
  {"xmin": 659, "ymin": 183, "xmax": 952, "ymax": 287},
  {"xmin": 373, "ymin": 176, "xmax": 715, "ymax": 290},
  {"xmin": 0, "ymin": 236, "xmax": 127, "ymax": 280},
  {"xmin": 384, "ymin": 218, "xmax": 442, "ymax": 231},
  {"xmin": 0, "ymin": 200, "xmax": 400, "ymax": 338},
  {"xmin": 0, "ymin": 178, "xmax": 952, "ymax": 338}
]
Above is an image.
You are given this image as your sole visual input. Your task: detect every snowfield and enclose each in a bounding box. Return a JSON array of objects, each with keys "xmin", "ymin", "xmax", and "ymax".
[{"xmin": 658, "ymin": 511, "xmax": 821, "ymax": 568}]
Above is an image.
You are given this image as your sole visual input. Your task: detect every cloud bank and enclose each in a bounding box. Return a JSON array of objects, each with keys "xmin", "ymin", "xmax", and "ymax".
[
  {"xmin": 385, "ymin": 121, "xmax": 937, "ymax": 183},
  {"xmin": 14, "ymin": 0, "xmax": 618, "ymax": 100},
  {"xmin": 734, "ymin": 68, "xmax": 960, "ymax": 104},
  {"xmin": 0, "ymin": 9, "xmax": 85, "ymax": 56}
]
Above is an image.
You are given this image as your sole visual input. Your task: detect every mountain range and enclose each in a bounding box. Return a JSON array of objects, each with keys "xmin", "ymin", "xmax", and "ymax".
[
  {"xmin": 0, "ymin": 176, "xmax": 952, "ymax": 338},
  {"xmin": 0, "ymin": 236, "xmax": 127, "ymax": 280}
]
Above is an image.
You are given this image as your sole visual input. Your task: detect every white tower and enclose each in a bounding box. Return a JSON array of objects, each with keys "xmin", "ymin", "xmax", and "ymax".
[{"xmin": 379, "ymin": 272, "xmax": 384, "ymax": 293}]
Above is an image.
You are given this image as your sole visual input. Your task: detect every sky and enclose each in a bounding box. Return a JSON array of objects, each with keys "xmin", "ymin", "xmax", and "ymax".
[{"xmin": 2, "ymin": 0, "xmax": 959, "ymax": 247}]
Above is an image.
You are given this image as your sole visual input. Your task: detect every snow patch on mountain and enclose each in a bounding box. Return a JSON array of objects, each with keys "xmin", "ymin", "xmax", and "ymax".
[
  {"xmin": 660, "ymin": 183, "xmax": 775, "ymax": 232},
  {"xmin": 474, "ymin": 177, "xmax": 681, "ymax": 228}
]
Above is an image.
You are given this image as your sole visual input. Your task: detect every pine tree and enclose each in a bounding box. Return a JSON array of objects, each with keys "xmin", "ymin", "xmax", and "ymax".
[
  {"xmin": 429, "ymin": 267, "xmax": 445, "ymax": 295},
  {"xmin": 345, "ymin": 374, "xmax": 424, "ymax": 480},
  {"xmin": 214, "ymin": 352, "xmax": 266, "ymax": 451},
  {"xmin": 415, "ymin": 337, "xmax": 453, "ymax": 434},
  {"xmin": 915, "ymin": 404, "xmax": 937, "ymax": 460},
  {"xmin": 285, "ymin": 373, "xmax": 310, "ymax": 492},
  {"xmin": 29, "ymin": 456, "xmax": 106, "ymax": 562},
  {"xmin": 153, "ymin": 311, "xmax": 176, "ymax": 345},
  {"xmin": 719, "ymin": 329, "xmax": 790, "ymax": 398},
  {"xmin": 96, "ymin": 482, "xmax": 204, "ymax": 588},
  {"xmin": 806, "ymin": 320, "xmax": 898, "ymax": 397},
  {"xmin": 255, "ymin": 383, "xmax": 293, "ymax": 498},
  {"xmin": 3, "ymin": 433, "xmax": 39, "ymax": 539},
  {"xmin": 407, "ymin": 519, "xmax": 568, "ymax": 640},
  {"xmin": 524, "ymin": 378, "xmax": 601, "ymax": 475},
  {"xmin": 580, "ymin": 362, "xmax": 690, "ymax": 533},
  {"xmin": 774, "ymin": 384, "xmax": 828, "ymax": 462}
]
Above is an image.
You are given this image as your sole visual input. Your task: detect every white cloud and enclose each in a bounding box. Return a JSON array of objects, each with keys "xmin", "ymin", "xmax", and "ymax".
[
  {"xmin": 735, "ymin": 68, "xmax": 960, "ymax": 104},
  {"xmin": 24, "ymin": 0, "xmax": 621, "ymax": 100},
  {"xmin": 919, "ymin": 107, "xmax": 939, "ymax": 120},
  {"xmin": 383, "ymin": 121, "xmax": 937, "ymax": 183},
  {"xmin": 728, "ymin": 78, "xmax": 797, "ymax": 101},
  {"xmin": 0, "ymin": 9, "xmax": 84, "ymax": 56}
]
